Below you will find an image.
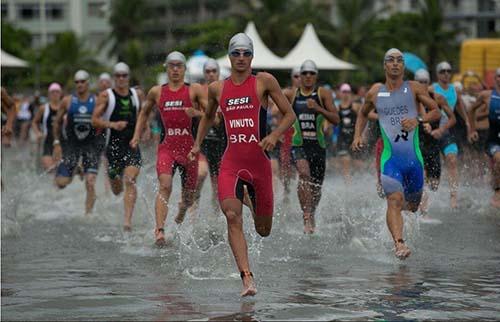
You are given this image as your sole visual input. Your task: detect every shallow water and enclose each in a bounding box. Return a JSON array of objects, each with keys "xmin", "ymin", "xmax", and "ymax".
[{"xmin": 2, "ymin": 143, "xmax": 500, "ymax": 321}]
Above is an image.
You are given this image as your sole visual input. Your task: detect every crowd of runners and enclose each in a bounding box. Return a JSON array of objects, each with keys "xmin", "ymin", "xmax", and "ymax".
[{"xmin": 2, "ymin": 33, "xmax": 499, "ymax": 297}]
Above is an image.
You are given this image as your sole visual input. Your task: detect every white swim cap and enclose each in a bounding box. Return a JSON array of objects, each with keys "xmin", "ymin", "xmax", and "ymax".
[
  {"xmin": 74, "ymin": 70, "xmax": 90, "ymax": 81},
  {"xmin": 203, "ymin": 58, "xmax": 219, "ymax": 72},
  {"xmin": 228, "ymin": 33, "xmax": 253, "ymax": 54},
  {"xmin": 436, "ymin": 61, "xmax": 452, "ymax": 73},
  {"xmin": 113, "ymin": 62, "xmax": 130, "ymax": 75},
  {"xmin": 383, "ymin": 48, "xmax": 404, "ymax": 65},
  {"xmin": 164, "ymin": 51, "xmax": 186, "ymax": 66},
  {"xmin": 414, "ymin": 69, "xmax": 430, "ymax": 82},
  {"xmin": 300, "ymin": 60, "xmax": 318, "ymax": 74},
  {"xmin": 99, "ymin": 72, "xmax": 111, "ymax": 81}
]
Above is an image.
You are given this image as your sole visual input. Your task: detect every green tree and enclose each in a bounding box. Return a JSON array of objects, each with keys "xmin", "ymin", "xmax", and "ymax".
[{"xmin": 39, "ymin": 32, "xmax": 100, "ymax": 88}]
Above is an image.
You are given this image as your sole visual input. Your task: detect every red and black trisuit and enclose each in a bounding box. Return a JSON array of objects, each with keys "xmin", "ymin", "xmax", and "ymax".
[
  {"xmin": 156, "ymin": 83, "xmax": 198, "ymax": 190},
  {"xmin": 218, "ymin": 75, "xmax": 273, "ymax": 216}
]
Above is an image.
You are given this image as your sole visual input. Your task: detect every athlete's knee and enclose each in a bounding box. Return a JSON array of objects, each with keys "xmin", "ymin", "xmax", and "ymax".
[
  {"xmin": 110, "ymin": 180, "xmax": 123, "ymax": 195},
  {"xmin": 223, "ymin": 209, "xmax": 242, "ymax": 225},
  {"xmin": 387, "ymin": 193, "xmax": 404, "ymax": 209},
  {"xmin": 55, "ymin": 176, "xmax": 70, "ymax": 189},
  {"xmin": 446, "ymin": 154, "xmax": 458, "ymax": 168},
  {"xmin": 85, "ymin": 174, "xmax": 97, "ymax": 188}
]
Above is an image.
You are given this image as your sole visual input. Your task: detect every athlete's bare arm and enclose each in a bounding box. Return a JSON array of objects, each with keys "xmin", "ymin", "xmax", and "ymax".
[
  {"xmin": 1, "ymin": 87, "xmax": 16, "ymax": 136},
  {"xmin": 91, "ymin": 90, "xmax": 127, "ymax": 131},
  {"xmin": 189, "ymin": 81, "xmax": 222, "ymax": 159},
  {"xmin": 316, "ymin": 87, "xmax": 340, "ymax": 125},
  {"xmin": 31, "ymin": 104, "xmax": 45, "ymax": 140},
  {"xmin": 352, "ymin": 84, "xmax": 380, "ymax": 151},
  {"xmin": 53, "ymin": 95, "xmax": 70, "ymax": 141},
  {"xmin": 435, "ymin": 93, "xmax": 456, "ymax": 131},
  {"xmin": 130, "ymin": 85, "xmax": 160, "ymax": 149},
  {"xmin": 468, "ymin": 90, "xmax": 490, "ymax": 142},
  {"xmin": 455, "ymin": 90, "xmax": 472, "ymax": 132},
  {"xmin": 258, "ymin": 72, "xmax": 296, "ymax": 151},
  {"xmin": 283, "ymin": 87, "xmax": 295, "ymax": 104},
  {"xmin": 188, "ymin": 83, "xmax": 207, "ymax": 118}
]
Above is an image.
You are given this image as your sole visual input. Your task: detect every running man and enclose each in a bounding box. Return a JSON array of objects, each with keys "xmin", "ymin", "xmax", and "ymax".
[
  {"xmin": 130, "ymin": 51, "xmax": 206, "ymax": 245},
  {"xmin": 431, "ymin": 61, "xmax": 472, "ymax": 208},
  {"xmin": 53, "ymin": 70, "xmax": 100, "ymax": 215},
  {"xmin": 336, "ymin": 83, "xmax": 361, "ymax": 184},
  {"xmin": 92, "ymin": 62, "xmax": 144, "ymax": 231},
  {"xmin": 98, "ymin": 73, "xmax": 112, "ymax": 92},
  {"xmin": 413, "ymin": 69, "xmax": 456, "ymax": 217},
  {"xmin": 32, "ymin": 83, "xmax": 63, "ymax": 172},
  {"xmin": 352, "ymin": 48, "xmax": 440, "ymax": 259},
  {"xmin": 188, "ymin": 33, "xmax": 296, "ymax": 296},
  {"xmin": 190, "ymin": 58, "xmax": 226, "ymax": 216},
  {"xmin": 468, "ymin": 68, "xmax": 500, "ymax": 208},
  {"xmin": 284, "ymin": 59, "xmax": 339, "ymax": 234}
]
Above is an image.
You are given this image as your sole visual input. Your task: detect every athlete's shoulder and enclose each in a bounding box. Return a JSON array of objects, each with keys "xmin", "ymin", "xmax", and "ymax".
[
  {"xmin": 368, "ymin": 83, "xmax": 384, "ymax": 95},
  {"xmin": 408, "ymin": 80, "xmax": 425, "ymax": 93}
]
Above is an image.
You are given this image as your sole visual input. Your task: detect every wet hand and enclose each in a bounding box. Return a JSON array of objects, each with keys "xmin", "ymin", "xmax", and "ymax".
[
  {"xmin": 351, "ymin": 136, "xmax": 364, "ymax": 152},
  {"xmin": 259, "ymin": 133, "xmax": 278, "ymax": 151},
  {"xmin": 111, "ymin": 121, "xmax": 128, "ymax": 131},
  {"xmin": 185, "ymin": 108, "xmax": 199, "ymax": 118},
  {"xmin": 431, "ymin": 128, "xmax": 443, "ymax": 139},
  {"xmin": 306, "ymin": 99, "xmax": 319, "ymax": 110},
  {"xmin": 401, "ymin": 118, "xmax": 418, "ymax": 132},
  {"xmin": 188, "ymin": 144, "xmax": 200, "ymax": 161},
  {"xmin": 129, "ymin": 136, "xmax": 139, "ymax": 149},
  {"xmin": 468, "ymin": 130, "xmax": 479, "ymax": 143}
]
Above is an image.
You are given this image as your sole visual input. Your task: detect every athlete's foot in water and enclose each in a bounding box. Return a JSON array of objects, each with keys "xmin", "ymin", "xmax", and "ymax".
[
  {"xmin": 450, "ymin": 192, "xmax": 458, "ymax": 209},
  {"xmin": 490, "ymin": 192, "xmax": 500, "ymax": 208},
  {"xmin": 394, "ymin": 240, "xmax": 411, "ymax": 260},
  {"xmin": 240, "ymin": 271, "xmax": 257, "ymax": 297},
  {"xmin": 303, "ymin": 213, "xmax": 314, "ymax": 234},
  {"xmin": 175, "ymin": 204, "xmax": 187, "ymax": 224},
  {"xmin": 123, "ymin": 225, "xmax": 132, "ymax": 232},
  {"xmin": 154, "ymin": 228, "xmax": 166, "ymax": 247}
]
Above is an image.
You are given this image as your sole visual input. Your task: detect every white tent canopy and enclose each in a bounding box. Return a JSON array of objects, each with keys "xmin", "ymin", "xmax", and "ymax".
[
  {"xmin": 282, "ymin": 23, "xmax": 355, "ymax": 70},
  {"xmin": 217, "ymin": 22, "xmax": 289, "ymax": 69},
  {"xmin": 1, "ymin": 49, "xmax": 29, "ymax": 67}
]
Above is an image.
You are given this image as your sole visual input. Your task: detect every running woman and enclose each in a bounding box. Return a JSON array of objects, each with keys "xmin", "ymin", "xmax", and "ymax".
[
  {"xmin": 32, "ymin": 82, "xmax": 63, "ymax": 172},
  {"xmin": 352, "ymin": 48, "xmax": 440, "ymax": 259},
  {"xmin": 468, "ymin": 67, "xmax": 500, "ymax": 208},
  {"xmin": 431, "ymin": 61, "xmax": 472, "ymax": 208},
  {"xmin": 284, "ymin": 59, "xmax": 339, "ymax": 234},
  {"xmin": 53, "ymin": 70, "xmax": 100, "ymax": 215},
  {"xmin": 92, "ymin": 62, "xmax": 144, "ymax": 231},
  {"xmin": 189, "ymin": 33, "xmax": 295, "ymax": 297},
  {"xmin": 130, "ymin": 51, "xmax": 206, "ymax": 245}
]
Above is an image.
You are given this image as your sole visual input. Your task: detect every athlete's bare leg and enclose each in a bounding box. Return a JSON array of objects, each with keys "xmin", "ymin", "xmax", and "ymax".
[
  {"xmin": 209, "ymin": 174, "xmax": 219, "ymax": 213},
  {"xmin": 445, "ymin": 154, "xmax": 458, "ymax": 208},
  {"xmin": 55, "ymin": 176, "xmax": 72, "ymax": 189},
  {"xmin": 41, "ymin": 156, "xmax": 56, "ymax": 172},
  {"xmin": 340, "ymin": 155, "xmax": 352, "ymax": 184},
  {"xmin": 189, "ymin": 158, "xmax": 209, "ymax": 221},
  {"xmin": 155, "ymin": 174, "xmax": 172, "ymax": 245},
  {"xmin": 386, "ymin": 192, "xmax": 411, "ymax": 259},
  {"xmin": 491, "ymin": 152, "xmax": 500, "ymax": 208},
  {"xmin": 221, "ymin": 198, "xmax": 256, "ymax": 297},
  {"xmin": 296, "ymin": 159, "xmax": 314, "ymax": 233},
  {"xmin": 123, "ymin": 166, "xmax": 140, "ymax": 230},
  {"xmin": 176, "ymin": 186, "xmax": 196, "ymax": 224},
  {"xmin": 85, "ymin": 173, "xmax": 97, "ymax": 215}
]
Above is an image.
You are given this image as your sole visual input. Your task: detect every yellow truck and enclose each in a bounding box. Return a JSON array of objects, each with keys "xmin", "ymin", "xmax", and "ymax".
[{"xmin": 457, "ymin": 39, "xmax": 500, "ymax": 89}]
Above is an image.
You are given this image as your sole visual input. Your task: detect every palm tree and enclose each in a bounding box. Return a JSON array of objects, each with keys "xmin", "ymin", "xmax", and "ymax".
[
  {"xmin": 40, "ymin": 32, "xmax": 100, "ymax": 88},
  {"xmin": 416, "ymin": 0, "xmax": 459, "ymax": 76}
]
